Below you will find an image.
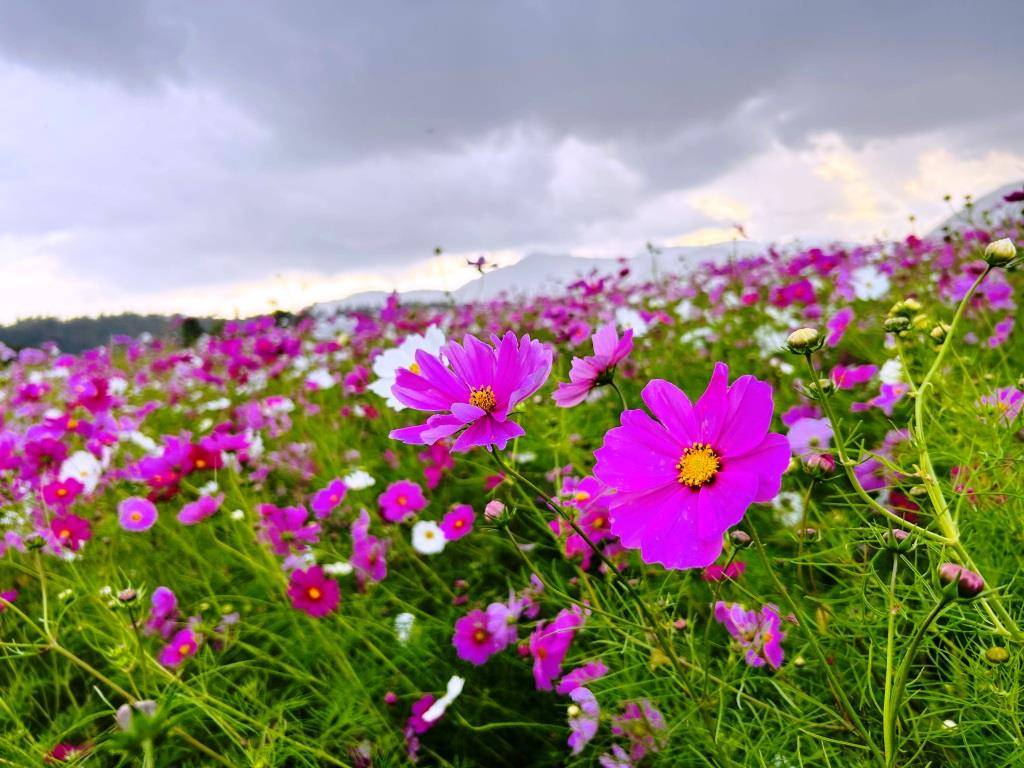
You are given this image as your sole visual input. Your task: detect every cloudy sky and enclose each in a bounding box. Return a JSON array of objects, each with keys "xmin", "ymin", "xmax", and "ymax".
[{"xmin": 1, "ymin": 1, "xmax": 1023, "ymax": 322}]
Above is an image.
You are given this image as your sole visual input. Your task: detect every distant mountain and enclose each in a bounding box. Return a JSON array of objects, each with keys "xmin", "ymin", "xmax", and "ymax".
[
  {"xmin": 313, "ymin": 241, "xmax": 766, "ymax": 312},
  {"xmin": 927, "ymin": 180, "xmax": 1024, "ymax": 238},
  {"xmin": 0, "ymin": 314, "xmax": 175, "ymax": 353}
]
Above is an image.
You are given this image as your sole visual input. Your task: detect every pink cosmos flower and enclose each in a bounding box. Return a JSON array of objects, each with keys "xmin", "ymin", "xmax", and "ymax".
[
  {"xmin": 552, "ymin": 322, "xmax": 633, "ymax": 407},
  {"xmin": 826, "ymin": 307, "xmax": 854, "ymax": 347},
  {"xmin": 567, "ymin": 686, "xmax": 600, "ymax": 754},
  {"xmin": 378, "ymin": 480, "xmax": 426, "ymax": 523},
  {"xmin": 979, "ymin": 387, "xmax": 1023, "ymax": 423},
  {"xmin": 158, "ymin": 627, "xmax": 199, "ymax": 667},
  {"xmin": 787, "ymin": 417, "xmax": 833, "ymax": 458},
  {"xmin": 311, "ymin": 478, "xmax": 348, "ymax": 519},
  {"xmin": 389, "ymin": 332, "xmax": 553, "ymax": 452},
  {"xmin": 50, "ymin": 513, "xmax": 92, "ymax": 552},
  {"xmin": 594, "ymin": 363, "xmax": 789, "ymax": 569},
  {"xmin": 529, "ymin": 606, "xmax": 583, "ymax": 690},
  {"xmin": 714, "ymin": 601, "xmax": 786, "ymax": 669},
  {"xmin": 831, "ymin": 364, "xmax": 877, "ymax": 390},
  {"xmin": 556, "ymin": 659, "xmax": 609, "ymax": 695},
  {"xmin": 0, "ymin": 588, "xmax": 18, "ymax": 613},
  {"xmin": 178, "ymin": 494, "xmax": 224, "ymax": 525},
  {"xmin": 351, "ymin": 509, "xmax": 388, "ymax": 584},
  {"xmin": 418, "ymin": 441, "xmax": 454, "ymax": 489},
  {"xmin": 259, "ymin": 504, "xmax": 320, "ymax": 555},
  {"xmin": 118, "ymin": 497, "xmax": 158, "ymax": 532},
  {"xmin": 287, "ymin": 565, "xmax": 341, "ymax": 617},
  {"xmin": 452, "ymin": 608, "xmax": 503, "ymax": 664},
  {"xmin": 440, "ymin": 504, "xmax": 475, "ymax": 540},
  {"xmin": 611, "ymin": 700, "xmax": 666, "ymax": 761},
  {"xmin": 701, "ymin": 561, "xmax": 746, "ymax": 582},
  {"xmin": 42, "ymin": 478, "xmax": 84, "ymax": 507},
  {"xmin": 145, "ymin": 586, "xmax": 178, "ymax": 638}
]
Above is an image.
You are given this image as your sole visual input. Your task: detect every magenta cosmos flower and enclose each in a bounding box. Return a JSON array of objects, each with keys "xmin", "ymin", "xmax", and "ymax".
[
  {"xmin": 158, "ymin": 627, "xmax": 199, "ymax": 667},
  {"xmin": 378, "ymin": 479, "xmax": 426, "ymax": 523},
  {"xmin": 389, "ymin": 332, "xmax": 553, "ymax": 452},
  {"xmin": 553, "ymin": 322, "xmax": 633, "ymax": 407},
  {"xmin": 119, "ymin": 497, "xmax": 158, "ymax": 532},
  {"xmin": 311, "ymin": 478, "xmax": 347, "ymax": 519},
  {"xmin": 594, "ymin": 363, "xmax": 789, "ymax": 569},
  {"xmin": 50, "ymin": 513, "xmax": 92, "ymax": 551},
  {"xmin": 177, "ymin": 494, "xmax": 223, "ymax": 525},
  {"xmin": 529, "ymin": 606, "xmax": 583, "ymax": 690},
  {"xmin": 714, "ymin": 601, "xmax": 786, "ymax": 669},
  {"xmin": 287, "ymin": 565, "xmax": 341, "ymax": 617},
  {"xmin": 440, "ymin": 503, "xmax": 475, "ymax": 540}
]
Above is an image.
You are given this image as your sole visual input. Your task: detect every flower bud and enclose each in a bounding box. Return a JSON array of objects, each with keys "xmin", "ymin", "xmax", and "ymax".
[
  {"xmin": 484, "ymin": 500, "xmax": 505, "ymax": 520},
  {"xmin": 786, "ymin": 328, "xmax": 823, "ymax": 354},
  {"xmin": 729, "ymin": 530, "xmax": 752, "ymax": 548},
  {"xmin": 929, "ymin": 324, "xmax": 948, "ymax": 344},
  {"xmin": 884, "ymin": 316, "xmax": 911, "ymax": 334},
  {"xmin": 117, "ymin": 588, "xmax": 138, "ymax": 604},
  {"xmin": 985, "ymin": 646, "xmax": 1010, "ymax": 664},
  {"xmin": 938, "ymin": 563, "xmax": 985, "ymax": 599},
  {"xmin": 815, "ymin": 378, "xmax": 835, "ymax": 395},
  {"xmin": 804, "ymin": 453, "xmax": 835, "ymax": 476},
  {"xmin": 984, "ymin": 238, "xmax": 1017, "ymax": 267}
]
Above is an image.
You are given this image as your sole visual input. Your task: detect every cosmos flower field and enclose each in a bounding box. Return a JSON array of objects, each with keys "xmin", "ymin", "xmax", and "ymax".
[{"xmin": 1, "ymin": 197, "xmax": 1023, "ymax": 767}]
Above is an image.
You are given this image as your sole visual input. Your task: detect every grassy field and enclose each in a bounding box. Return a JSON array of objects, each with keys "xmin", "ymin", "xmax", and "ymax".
[{"xmin": 0, "ymin": 197, "xmax": 1022, "ymax": 767}]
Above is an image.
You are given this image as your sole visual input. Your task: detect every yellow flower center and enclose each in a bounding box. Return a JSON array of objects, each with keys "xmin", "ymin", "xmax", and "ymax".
[
  {"xmin": 677, "ymin": 443, "xmax": 721, "ymax": 488},
  {"xmin": 67, "ymin": 419, "xmax": 79, "ymax": 429},
  {"xmin": 397, "ymin": 495, "xmax": 407, "ymax": 506},
  {"xmin": 307, "ymin": 587, "xmax": 322, "ymax": 600},
  {"xmin": 574, "ymin": 491, "xmax": 591, "ymax": 502},
  {"xmin": 195, "ymin": 459, "xmax": 206, "ymax": 469},
  {"xmin": 469, "ymin": 385, "xmax": 497, "ymax": 412},
  {"xmin": 408, "ymin": 361, "xmax": 422, "ymax": 375},
  {"xmin": 178, "ymin": 643, "xmax": 193, "ymax": 654},
  {"xmin": 472, "ymin": 627, "xmax": 487, "ymax": 643},
  {"xmin": 56, "ymin": 488, "xmax": 68, "ymax": 498},
  {"xmin": 58, "ymin": 528, "xmax": 71, "ymax": 539},
  {"xmin": 454, "ymin": 519, "xmax": 464, "ymax": 529},
  {"xmin": 130, "ymin": 512, "xmax": 142, "ymax": 522}
]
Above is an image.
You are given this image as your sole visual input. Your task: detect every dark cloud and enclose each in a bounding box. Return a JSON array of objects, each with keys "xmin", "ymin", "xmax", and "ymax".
[{"xmin": 0, "ymin": 0, "xmax": 1021, "ymax": 307}]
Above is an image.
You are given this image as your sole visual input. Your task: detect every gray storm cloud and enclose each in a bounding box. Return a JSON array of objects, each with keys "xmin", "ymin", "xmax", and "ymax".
[{"xmin": 0, "ymin": 0, "xmax": 1021, "ymax": 310}]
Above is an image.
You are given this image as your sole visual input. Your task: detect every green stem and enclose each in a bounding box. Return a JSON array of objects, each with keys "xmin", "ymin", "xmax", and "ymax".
[
  {"xmin": 608, "ymin": 379, "xmax": 629, "ymax": 411},
  {"xmin": 749, "ymin": 525, "xmax": 884, "ymax": 765},
  {"xmin": 804, "ymin": 356, "xmax": 948, "ymax": 544},
  {"xmin": 883, "ymin": 595, "xmax": 952, "ymax": 766},
  {"xmin": 882, "ymin": 556, "xmax": 900, "ymax": 766}
]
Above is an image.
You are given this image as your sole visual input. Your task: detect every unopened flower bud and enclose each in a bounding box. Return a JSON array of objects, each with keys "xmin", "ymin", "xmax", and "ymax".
[
  {"xmin": 729, "ymin": 530, "xmax": 752, "ymax": 548},
  {"xmin": 938, "ymin": 563, "xmax": 985, "ymax": 599},
  {"xmin": 117, "ymin": 588, "xmax": 138, "ymax": 604},
  {"xmin": 882, "ymin": 528, "xmax": 912, "ymax": 553},
  {"xmin": 786, "ymin": 328, "xmax": 823, "ymax": 354},
  {"xmin": 804, "ymin": 453, "xmax": 835, "ymax": 476},
  {"xmin": 884, "ymin": 316, "xmax": 911, "ymax": 334},
  {"xmin": 985, "ymin": 646, "xmax": 1010, "ymax": 664},
  {"xmin": 929, "ymin": 324, "xmax": 949, "ymax": 344},
  {"xmin": 984, "ymin": 238, "xmax": 1017, "ymax": 267},
  {"xmin": 484, "ymin": 500, "xmax": 505, "ymax": 520},
  {"xmin": 815, "ymin": 378, "xmax": 834, "ymax": 395}
]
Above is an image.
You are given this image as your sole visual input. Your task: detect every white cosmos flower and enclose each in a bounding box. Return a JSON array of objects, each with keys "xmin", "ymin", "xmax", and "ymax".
[
  {"xmin": 878, "ymin": 358, "xmax": 904, "ymax": 385},
  {"xmin": 422, "ymin": 675, "xmax": 465, "ymax": 723},
  {"xmin": 850, "ymin": 266, "xmax": 891, "ymax": 301},
  {"xmin": 323, "ymin": 560, "xmax": 353, "ymax": 577},
  {"xmin": 368, "ymin": 326, "xmax": 447, "ymax": 411},
  {"xmin": 343, "ymin": 469, "xmax": 375, "ymax": 490},
  {"xmin": 411, "ymin": 520, "xmax": 446, "ymax": 555},
  {"xmin": 772, "ymin": 491, "xmax": 805, "ymax": 528},
  {"xmin": 614, "ymin": 307, "xmax": 650, "ymax": 338},
  {"xmin": 59, "ymin": 451, "xmax": 103, "ymax": 494},
  {"xmin": 305, "ymin": 367, "xmax": 335, "ymax": 391},
  {"xmin": 394, "ymin": 612, "xmax": 415, "ymax": 643}
]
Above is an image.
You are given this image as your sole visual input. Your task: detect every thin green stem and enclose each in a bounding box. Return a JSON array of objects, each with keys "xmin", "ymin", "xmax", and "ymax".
[
  {"xmin": 749, "ymin": 524, "xmax": 884, "ymax": 766},
  {"xmin": 881, "ymin": 556, "xmax": 900, "ymax": 766},
  {"xmin": 883, "ymin": 595, "xmax": 952, "ymax": 766}
]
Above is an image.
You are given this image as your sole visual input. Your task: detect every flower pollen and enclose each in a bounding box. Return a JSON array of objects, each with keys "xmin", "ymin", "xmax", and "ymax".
[
  {"xmin": 469, "ymin": 385, "xmax": 497, "ymax": 412},
  {"xmin": 677, "ymin": 442, "xmax": 721, "ymax": 488}
]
